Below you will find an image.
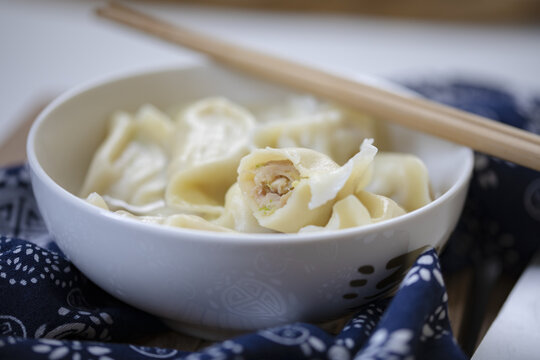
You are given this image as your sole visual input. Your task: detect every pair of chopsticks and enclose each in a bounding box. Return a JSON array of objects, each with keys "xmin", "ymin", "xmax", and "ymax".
[{"xmin": 97, "ymin": 2, "xmax": 540, "ymax": 171}]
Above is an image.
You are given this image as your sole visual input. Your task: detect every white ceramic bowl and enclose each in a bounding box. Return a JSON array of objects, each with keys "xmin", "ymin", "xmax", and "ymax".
[{"xmin": 27, "ymin": 63, "xmax": 473, "ymax": 340}]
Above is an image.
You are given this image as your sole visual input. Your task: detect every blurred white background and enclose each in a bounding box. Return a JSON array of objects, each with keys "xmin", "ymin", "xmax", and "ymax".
[{"xmin": 1, "ymin": 0, "xmax": 539, "ymax": 144}]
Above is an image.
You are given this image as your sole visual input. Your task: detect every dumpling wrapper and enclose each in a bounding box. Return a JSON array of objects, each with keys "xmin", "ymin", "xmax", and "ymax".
[
  {"xmin": 299, "ymin": 191, "xmax": 406, "ymax": 233},
  {"xmin": 355, "ymin": 190, "xmax": 406, "ymax": 222},
  {"xmin": 79, "ymin": 105, "xmax": 173, "ymax": 205},
  {"xmin": 85, "ymin": 192, "xmax": 233, "ymax": 232},
  {"xmin": 164, "ymin": 214, "xmax": 235, "ymax": 233},
  {"xmin": 237, "ymin": 139, "xmax": 377, "ymax": 233},
  {"xmin": 213, "ymin": 183, "xmax": 275, "ymax": 233},
  {"xmin": 364, "ymin": 153, "xmax": 432, "ymax": 212},
  {"xmin": 85, "ymin": 192, "xmax": 110, "ymax": 210},
  {"xmin": 166, "ymin": 98, "xmax": 255, "ymax": 217},
  {"xmin": 253, "ymin": 97, "xmax": 375, "ymax": 165}
]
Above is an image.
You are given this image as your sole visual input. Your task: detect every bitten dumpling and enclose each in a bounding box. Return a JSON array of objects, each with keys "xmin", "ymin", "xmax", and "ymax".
[
  {"xmin": 365, "ymin": 153, "xmax": 432, "ymax": 212},
  {"xmin": 166, "ymin": 98, "xmax": 255, "ymax": 217},
  {"xmin": 237, "ymin": 139, "xmax": 377, "ymax": 233}
]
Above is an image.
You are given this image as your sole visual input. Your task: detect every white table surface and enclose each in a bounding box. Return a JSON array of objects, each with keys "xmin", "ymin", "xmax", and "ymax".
[
  {"xmin": 473, "ymin": 251, "xmax": 540, "ymax": 360},
  {"xmin": 1, "ymin": 1, "xmax": 539, "ymax": 357},
  {"xmin": 2, "ymin": 1, "xmax": 540, "ymax": 145}
]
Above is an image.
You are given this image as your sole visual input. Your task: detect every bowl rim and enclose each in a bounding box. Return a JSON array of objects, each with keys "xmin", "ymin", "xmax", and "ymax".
[{"xmin": 27, "ymin": 62, "xmax": 474, "ymax": 245}]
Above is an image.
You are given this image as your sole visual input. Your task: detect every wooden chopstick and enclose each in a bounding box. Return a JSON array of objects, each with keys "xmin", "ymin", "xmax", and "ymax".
[{"xmin": 96, "ymin": 2, "xmax": 540, "ymax": 171}]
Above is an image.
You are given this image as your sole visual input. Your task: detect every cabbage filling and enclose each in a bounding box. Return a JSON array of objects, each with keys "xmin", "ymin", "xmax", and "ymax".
[{"xmin": 251, "ymin": 160, "xmax": 300, "ymax": 214}]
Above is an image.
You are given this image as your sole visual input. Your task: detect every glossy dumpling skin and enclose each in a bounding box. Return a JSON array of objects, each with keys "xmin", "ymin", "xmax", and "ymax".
[
  {"xmin": 213, "ymin": 183, "xmax": 275, "ymax": 233},
  {"xmin": 237, "ymin": 139, "xmax": 377, "ymax": 233},
  {"xmin": 253, "ymin": 97, "xmax": 375, "ymax": 165},
  {"xmin": 299, "ymin": 191, "xmax": 406, "ymax": 232},
  {"xmin": 355, "ymin": 191, "xmax": 406, "ymax": 222},
  {"xmin": 166, "ymin": 98, "xmax": 255, "ymax": 217},
  {"xmin": 80, "ymin": 105, "xmax": 173, "ymax": 205},
  {"xmin": 364, "ymin": 153, "xmax": 432, "ymax": 212}
]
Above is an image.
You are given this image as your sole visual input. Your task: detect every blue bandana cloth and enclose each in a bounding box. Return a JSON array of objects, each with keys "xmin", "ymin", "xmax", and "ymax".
[
  {"xmin": 404, "ymin": 81, "xmax": 540, "ymax": 276},
  {"xmin": 1, "ymin": 80, "xmax": 539, "ymax": 360}
]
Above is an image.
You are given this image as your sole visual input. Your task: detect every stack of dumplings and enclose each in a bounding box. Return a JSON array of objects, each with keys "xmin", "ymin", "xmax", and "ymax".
[{"xmin": 80, "ymin": 96, "xmax": 432, "ymax": 234}]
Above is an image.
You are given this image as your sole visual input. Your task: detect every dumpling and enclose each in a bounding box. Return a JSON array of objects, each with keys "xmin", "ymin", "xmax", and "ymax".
[
  {"xmin": 253, "ymin": 96, "xmax": 375, "ymax": 165},
  {"xmin": 85, "ymin": 192, "xmax": 232, "ymax": 232},
  {"xmin": 252, "ymin": 108, "xmax": 341, "ymax": 160},
  {"xmin": 213, "ymin": 183, "xmax": 275, "ymax": 233},
  {"xmin": 85, "ymin": 192, "xmax": 110, "ymax": 210},
  {"xmin": 237, "ymin": 139, "xmax": 377, "ymax": 233},
  {"xmin": 299, "ymin": 195, "xmax": 371, "ymax": 233},
  {"xmin": 164, "ymin": 214, "xmax": 235, "ymax": 233},
  {"xmin": 80, "ymin": 96, "xmax": 433, "ymax": 235},
  {"xmin": 355, "ymin": 190, "xmax": 406, "ymax": 222},
  {"xmin": 166, "ymin": 98, "xmax": 255, "ymax": 217},
  {"xmin": 115, "ymin": 211, "xmax": 233, "ymax": 232},
  {"xmin": 80, "ymin": 105, "xmax": 173, "ymax": 205},
  {"xmin": 364, "ymin": 153, "xmax": 432, "ymax": 212},
  {"xmin": 299, "ymin": 191, "xmax": 406, "ymax": 232}
]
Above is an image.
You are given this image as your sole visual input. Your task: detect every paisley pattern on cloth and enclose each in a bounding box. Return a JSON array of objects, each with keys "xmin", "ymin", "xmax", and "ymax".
[{"xmin": 1, "ymin": 80, "xmax": 539, "ymax": 359}]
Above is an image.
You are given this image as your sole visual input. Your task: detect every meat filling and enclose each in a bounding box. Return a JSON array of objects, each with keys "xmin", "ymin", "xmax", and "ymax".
[{"xmin": 251, "ymin": 160, "xmax": 300, "ymax": 213}]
